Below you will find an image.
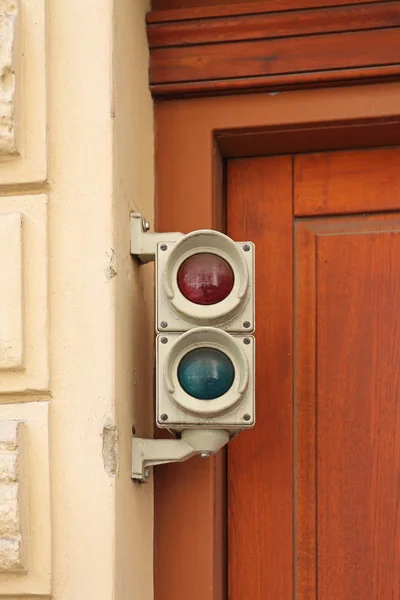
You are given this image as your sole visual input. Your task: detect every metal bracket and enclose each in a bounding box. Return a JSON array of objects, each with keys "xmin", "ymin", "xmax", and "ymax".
[
  {"xmin": 130, "ymin": 212, "xmax": 183, "ymax": 264},
  {"xmin": 132, "ymin": 429, "xmax": 230, "ymax": 482}
]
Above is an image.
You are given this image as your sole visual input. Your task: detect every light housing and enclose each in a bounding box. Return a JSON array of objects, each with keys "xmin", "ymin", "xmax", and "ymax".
[
  {"xmin": 130, "ymin": 213, "xmax": 257, "ymax": 481},
  {"xmin": 157, "ymin": 327, "xmax": 255, "ymax": 432},
  {"xmin": 157, "ymin": 230, "xmax": 254, "ymax": 333}
]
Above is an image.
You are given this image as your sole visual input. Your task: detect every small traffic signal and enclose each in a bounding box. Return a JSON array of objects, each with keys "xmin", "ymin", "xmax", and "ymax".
[
  {"xmin": 156, "ymin": 230, "xmax": 255, "ymax": 436},
  {"xmin": 130, "ymin": 214, "xmax": 256, "ymax": 481}
]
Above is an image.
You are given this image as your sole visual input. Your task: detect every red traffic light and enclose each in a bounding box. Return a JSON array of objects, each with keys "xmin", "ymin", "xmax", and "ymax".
[{"xmin": 177, "ymin": 253, "xmax": 234, "ymax": 305}]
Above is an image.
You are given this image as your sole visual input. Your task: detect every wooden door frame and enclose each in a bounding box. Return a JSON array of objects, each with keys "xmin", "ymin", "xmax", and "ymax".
[{"xmin": 154, "ymin": 82, "xmax": 400, "ymax": 600}]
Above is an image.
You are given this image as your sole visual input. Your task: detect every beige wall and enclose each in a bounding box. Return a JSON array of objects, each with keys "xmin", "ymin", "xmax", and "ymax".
[
  {"xmin": 113, "ymin": 0, "xmax": 155, "ymax": 596},
  {"xmin": 0, "ymin": 0, "xmax": 154, "ymax": 598}
]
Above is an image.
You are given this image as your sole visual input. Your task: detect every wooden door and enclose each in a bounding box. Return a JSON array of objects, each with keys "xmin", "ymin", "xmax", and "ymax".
[{"xmin": 227, "ymin": 147, "xmax": 400, "ymax": 599}]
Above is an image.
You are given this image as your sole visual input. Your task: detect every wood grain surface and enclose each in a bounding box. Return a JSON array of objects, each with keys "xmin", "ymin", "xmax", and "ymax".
[
  {"xmin": 295, "ymin": 147, "xmax": 400, "ymax": 216},
  {"xmin": 148, "ymin": 1, "xmax": 400, "ymax": 97},
  {"xmin": 148, "ymin": 2, "xmax": 400, "ymax": 47},
  {"xmin": 227, "ymin": 156, "xmax": 294, "ymax": 600},
  {"xmin": 296, "ymin": 214, "xmax": 400, "ymax": 598},
  {"xmin": 149, "ymin": 0, "xmax": 389, "ymax": 20},
  {"xmin": 154, "ymin": 85, "xmax": 400, "ymax": 600},
  {"xmin": 227, "ymin": 151, "xmax": 400, "ymax": 598},
  {"xmin": 150, "ymin": 28, "xmax": 400, "ymax": 84}
]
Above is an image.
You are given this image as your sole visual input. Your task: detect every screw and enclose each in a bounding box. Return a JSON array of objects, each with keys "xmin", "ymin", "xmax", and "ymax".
[
  {"xmin": 243, "ymin": 321, "xmax": 251, "ymax": 329},
  {"xmin": 160, "ymin": 244, "xmax": 168, "ymax": 251},
  {"xmin": 161, "ymin": 337, "xmax": 168, "ymax": 344},
  {"xmin": 244, "ymin": 338, "xmax": 251, "ymax": 345},
  {"xmin": 200, "ymin": 452, "xmax": 211, "ymax": 459},
  {"xmin": 142, "ymin": 218, "xmax": 150, "ymax": 232},
  {"xmin": 144, "ymin": 468, "xmax": 150, "ymax": 478},
  {"xmin": 160, "ymin": 321, "xmax": 168, "ymax": 329},
  {"xmin": 243, "ymin": 244, "xmax": 251, "ymax": 252},
  {"xmin": 243, "ymin": 414, "xmax": 251, "ymax": 422},
  {"xmin": 160, "ymin": 413, "xmax": 168, "ymax": 421}
]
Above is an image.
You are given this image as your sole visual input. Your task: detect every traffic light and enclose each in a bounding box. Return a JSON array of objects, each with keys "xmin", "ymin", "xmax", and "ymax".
[
  {"xmin": 156, "ymin": 229, "xmax": 255, "ymax": 434},
  {"xmin": 130, "ymin": 214, "xmax": 255, "ymax": 481}
]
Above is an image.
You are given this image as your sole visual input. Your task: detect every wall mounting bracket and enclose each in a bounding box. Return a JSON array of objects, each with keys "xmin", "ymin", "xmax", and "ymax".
[
  {"xmin": 130, "ymin": 212, "xmax": 183, "ymax": 264},
  {"xmin": 132, "ymin": 429, "xmax": 230, "ymax": 482}
]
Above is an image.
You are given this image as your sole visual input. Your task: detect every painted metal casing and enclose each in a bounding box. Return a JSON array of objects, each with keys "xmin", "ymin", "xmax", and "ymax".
[
  {"xmin": 156, "ymin": 327, "xmax": 255, "ymax": 433},
  {"xmin": 156, "ymin": 230, "xmax": 255, "ymax": 333}
]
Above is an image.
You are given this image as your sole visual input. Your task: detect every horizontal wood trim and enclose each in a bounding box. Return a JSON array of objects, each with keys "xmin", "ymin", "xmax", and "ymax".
[
  {"xmin": 148, "ymin": 2, "xmax": 400, "ymax": 47},
  {"xmin": 151, "ymin": 66, "xmax": 400, "ymax": 97},
  {"xmin": 151, "ymin": 27, "xmax": 400, "ymax": 83},
  {"xmin": 148, "ymin": 1, "xmax": 400, "ymax": 97},
  {"xmin": 147, "ymin": 0, "xmax": 389, "ymax": 22},
  {"xmin": 294, "ymin": 147, "xmax": 400, "ymax": 215},
  {"xmin": 217, "ymin": 119, "xmax": 400, "ymax": 158}
]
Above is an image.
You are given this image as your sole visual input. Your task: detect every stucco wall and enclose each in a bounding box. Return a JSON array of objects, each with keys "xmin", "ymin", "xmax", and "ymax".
[
  {"xmin": 113, "ymin": 0, "xmax": 154, "ymax": 597},
  {"xmin": 0, "ymin": 0, "xmax": 154, "ymax": 598}
]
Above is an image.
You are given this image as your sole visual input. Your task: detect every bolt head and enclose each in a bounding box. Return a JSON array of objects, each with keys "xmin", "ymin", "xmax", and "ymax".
[
  {"xmin": 243, "ymin": 414, "xmax": 251, "ymax": 422},
  {"xmin": 243, "ymin": 321, "xmax": 251, "ymax": 329},
  {"xmin": 243, "ymin": 244, "xmax": 251, "ymax": 252},
  {"xmin": 244, "ymin": 338, "xmax": 251, "ymax": 345},
  {"xmin": 160, "ymin": 413, "xmax": 168, "ymax": 421},
  {"xmin": 160, "ymin": 321, "xmax": 168, "ymax": 329},
  {"xmin": 160, "ymin": 244, "xmax": 168, "ymax": 251},
  {"xmin": 144, "ymin": 468, "xmax": 150, "ymax": 478},
  {"xmin": 200, "ymin": 452, "xmax": 211, "ymax": 459},
  {"xmin": 142, "ymin": 218, "xmax": 150, "ymax": 232},
  {"xmin": 161, "ymin": 337, "xmax": 168, "ymax": 344}
]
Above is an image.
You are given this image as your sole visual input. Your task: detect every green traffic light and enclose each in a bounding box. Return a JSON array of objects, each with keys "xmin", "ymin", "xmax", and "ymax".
[{"xmin": 177, "ymin": 347, "xmax": 235, "ymax": 400}]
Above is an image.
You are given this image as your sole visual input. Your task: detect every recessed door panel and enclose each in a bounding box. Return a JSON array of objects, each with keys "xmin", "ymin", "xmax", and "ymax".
[{"xmin": 296, "ymin": 215, "xmax": 400, "ymax": 599}]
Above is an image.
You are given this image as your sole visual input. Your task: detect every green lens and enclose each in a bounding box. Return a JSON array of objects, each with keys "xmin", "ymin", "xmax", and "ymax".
[{"xmin": 177, "ymin": 348, "xmax": 235, "ymax": 400}]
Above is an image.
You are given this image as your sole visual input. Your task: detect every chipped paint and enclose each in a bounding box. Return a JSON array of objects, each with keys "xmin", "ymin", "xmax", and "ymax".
[{"xmin": 101, "ymin": 424, "xmax": 118, "ymax": 477}]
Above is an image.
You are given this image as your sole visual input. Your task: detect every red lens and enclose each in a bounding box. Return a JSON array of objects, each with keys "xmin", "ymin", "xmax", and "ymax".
[{"xmin": 177, "ymin": 253, "xmax": 234, "ymax": 305}]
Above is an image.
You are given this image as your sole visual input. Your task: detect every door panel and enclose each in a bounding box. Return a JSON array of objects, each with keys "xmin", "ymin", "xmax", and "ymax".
[
  {"xmin": 227, "ymin": 150, "xmax": 400, "ymax": 599},
  {"xmin": 296, "ymin": 216, "xmax": 400, "ymax": 599},
  {"xmin": 294, "ymin": 147, "xmax": 400, "ymax": 216}
]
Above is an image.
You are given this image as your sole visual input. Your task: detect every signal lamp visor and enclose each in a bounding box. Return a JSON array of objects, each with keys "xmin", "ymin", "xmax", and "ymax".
[
  {"xmin": 178, "ymin": 347, "xmax": 235, "ymax": 400},
  {"xmin": 177, "ymin": 253, "xmax": 234, "ymax": 305}
]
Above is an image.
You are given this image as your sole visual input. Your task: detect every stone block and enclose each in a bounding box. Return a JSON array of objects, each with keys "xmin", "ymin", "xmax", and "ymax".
[
  {"xmin": 0, "ymin": 403, "xmax": 51, "ymax": 596},
  {"xmin": 0, "ymin": 196, "xmax": 49, "ymax": 394},
  {"xmin": 0, "ymin": 0, "xmax": 18, "ymax": 155},
  {"xmin": 0, "ymin": 421, "xmax": 26, "ymax": 573}
]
